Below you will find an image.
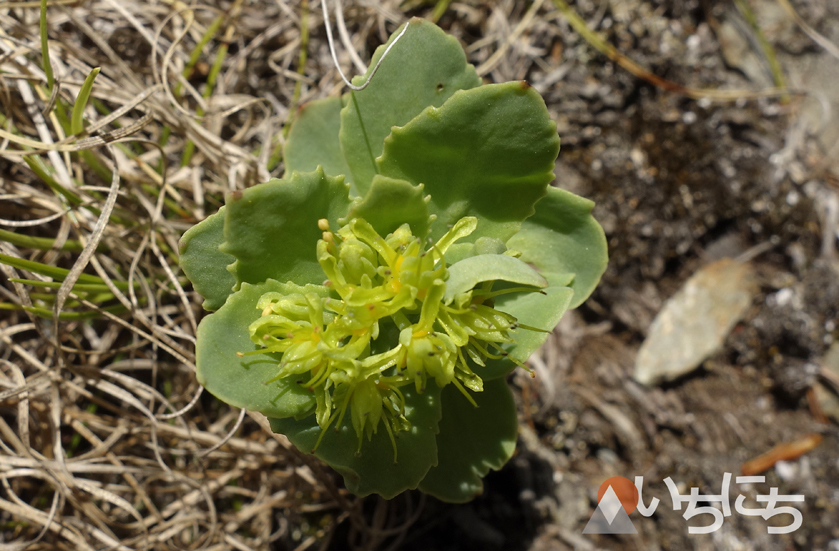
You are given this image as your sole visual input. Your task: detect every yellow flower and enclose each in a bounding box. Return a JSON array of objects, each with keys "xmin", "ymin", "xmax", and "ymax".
[{"xmin": 245, "ymin": 215, "xmax": 541, "ymax": 458}]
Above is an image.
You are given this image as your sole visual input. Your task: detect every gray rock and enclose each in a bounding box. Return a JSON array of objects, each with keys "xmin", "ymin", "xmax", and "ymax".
[{"xmin": 634, "ymin": 258, "xmax": 758, "ymax": 386}]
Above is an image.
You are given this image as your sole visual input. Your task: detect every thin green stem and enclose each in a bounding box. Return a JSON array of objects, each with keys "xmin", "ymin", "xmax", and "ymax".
[
  {"xmin": 180, "ymin": 30, "xmax": 231, "ymax": 167},
  {"xmin": 40, "ymin": 0, "xmax": 54, "ymax": 92},
  {"xmin": 173, "ymin": 14, "xmax": 226, "ymax": 99},
  {"xmin": 732, "ymin": 0, "xmax": 789, "ymax": 102},
  {"xmin": 0, "ymin": 253, "xmax": 129, "ymax": 288},
  {"xmin": 71, "ymin": 67, "xmax": 100, "ymax": 135},
  {"xmin": 271, "ymin": 0, "xmax": 310, "ymax": 171},
  {"xmin": 0, "ymin": 228, "xmax": 107, "ymax": 253},
  {"xmin": 431, "ymin": 0, "xmax": 453, "ymax": 23}
]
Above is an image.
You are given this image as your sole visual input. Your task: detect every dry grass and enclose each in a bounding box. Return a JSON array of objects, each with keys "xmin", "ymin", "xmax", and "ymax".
[
  {"xmin": 0, "ymin": 1, "xmax": 446, "ymax": 549},
  {"xmin": 0, "ymin": 1, "xmax": 575, "ymax": 549}
]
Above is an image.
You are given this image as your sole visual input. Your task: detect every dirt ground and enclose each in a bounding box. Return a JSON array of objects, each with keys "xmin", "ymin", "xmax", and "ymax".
[{"xmin": 1, "ymin": 1, "xmax": 838, "ymax": 550}]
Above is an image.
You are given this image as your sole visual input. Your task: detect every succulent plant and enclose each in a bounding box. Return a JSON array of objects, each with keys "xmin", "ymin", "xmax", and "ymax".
[{"xmin": 180, "ymin": 18, "xmax": 607, "ymax": 502}]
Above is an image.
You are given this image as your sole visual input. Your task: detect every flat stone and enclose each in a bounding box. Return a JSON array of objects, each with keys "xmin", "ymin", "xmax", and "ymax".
[{"xmin": 634, "ymin": 258, "xmax": 758, "ymax": 386}]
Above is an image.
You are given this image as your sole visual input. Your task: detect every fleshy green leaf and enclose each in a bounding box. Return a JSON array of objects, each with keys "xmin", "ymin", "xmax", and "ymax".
[
  {"xmin": 470, "ymin": 237, "xmax": 508, "ymax": 256},
  {"xmin": 221, "ymin": 168, "xmax": 352, "ymax": 288},
  {"xmin": 196, "ymin": 280, "xmax": 323, "ymax": 418},
  {"xmin": 444, "ymin": 254, "xmax": 546, "ymax": 303},
  {"xmin": 284, "ymin": 96, "xmax": 354, "ymax": 191},
  {"xmin": 477, "ymin": 284, "xmax": 575, "ymax": 380},
  {"xmin": 270, "ymin": 384, "xmax": 442, "ymax": 499},
  {"xmin": 342, "ymin": 175, "xmax": 431, "ymax": 238},
  {"xmin": 418, "ymin": 378, "xmax": 517, "ymax": 502},
  {"xmin": 498, "ymin": 284, "xmax": 574, "ymax": 363},
  {"xmin": 507, "ymin": 186, "xmax": 608, "ymax": 309},
  {"xmin": 340, "ymin": 18, "xmax": 480, "ymax": 194},
  {"xmin": 179, "ymin": 207, "xmax": 237, "ymax": 311},
  {"xmin": 378, "ymin": 82, "xmax": 560, "ymax": 243}
]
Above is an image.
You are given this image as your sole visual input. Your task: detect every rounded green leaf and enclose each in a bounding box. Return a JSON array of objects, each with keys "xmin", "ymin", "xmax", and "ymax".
[
  {"xmin": 284, "ymin": 96, "xmax": 354, "ymax": 191},
  {"xmin": 475, "ymin": 284, "xmax": 574, "ymax": 381},
  {"xmin": 340, "ymin": 18, "xmax": 481, "ymax": 194},
  {"xmin": 179, "ymin": 207, "xmax": 237, "ymax": 311},
  {"xmin": 220, "ymin": 168, "xmax": 352, "ymax": 288},
  {"xmin": 443, "ymin": 254, "xmax": 547, "ymax": 303},
  {"xmin": 270, "ymin": 384, "xmax": 442, "ymax": 499},
  {"xmin": 418, "ymin": 378, "xmax": 517, "ymax": 503},
  {"xmin": 507, "ymin": 186, "xmax": 608, "ymax": 309},
  {"xmin": 496, "ymin": 284, "xmax": 574, "ymax": 363},
  {"xmin": 342, "ymin": 175, "xmax": 431, "ymax": 238},
  {"xmin": 196, "ymin": 280, "xmax": 323, "ymax": 418},
  {"xmin": 377, "ymin": 82, "xmax": 560, "ymax": 243}
]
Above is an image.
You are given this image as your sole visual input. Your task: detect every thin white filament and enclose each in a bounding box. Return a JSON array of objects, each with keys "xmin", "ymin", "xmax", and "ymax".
[{"xmin": 321, "ymin": 0, "xmax": 408, "ymax": 91}]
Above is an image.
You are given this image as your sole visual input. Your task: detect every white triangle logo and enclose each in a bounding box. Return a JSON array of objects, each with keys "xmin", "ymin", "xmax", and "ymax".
[
  {"xmin": 599, "ymin": 486, "xmax": 623, "ymax": 524},
  {"xmin": 582, "ymin": 484, "xmax": 638, "ymax": 534}
]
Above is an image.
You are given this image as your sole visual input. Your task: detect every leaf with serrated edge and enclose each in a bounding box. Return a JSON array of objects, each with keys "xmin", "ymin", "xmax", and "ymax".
[
  {"xmin": 418, "ymin": 378, "xmax": 517, "ymax": 502},
  {"xmin": 221, "ymin": 168, "xmax": 352, "ymax": 288},
  {"xmin": 378, "ymin": 82, "xmax": 560, "ymax": 243},
  {"xmin": 342, "ymin": 175, "xmax": 431, "ymax": 238},
  {"xmin": 507, "ymin": 186, "xmax": 608, "ymax": 309},
  {"xmin": 444, "ymin": 254, "xmax": 546, "ymax": 303},
  {"xmin": 270, "ymin": 384, "xmax": 442, "ymax": 499},
  {"xmin": 179, "ymin": 207, "xmax": 237, "ymax": 311},
  {"xmin": 196, "ymin": 280, "xmax": 323, "ymax": 418},
  {"xmin": 284, "ymin": 96, "xmax": 355, "ymax": 192},
  {"xmin": 340, "ymin": 18, "xmax": 480, "ymax": 194}
]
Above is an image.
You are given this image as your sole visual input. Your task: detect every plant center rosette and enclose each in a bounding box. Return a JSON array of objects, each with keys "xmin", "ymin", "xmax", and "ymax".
[{"xmin": 179, "ymin": 19, "xmax": 607, "ymax": 502}]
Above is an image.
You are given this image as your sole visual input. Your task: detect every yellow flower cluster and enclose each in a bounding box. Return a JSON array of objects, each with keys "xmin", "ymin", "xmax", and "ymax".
[{"xmin": 246, "ymin": 217, "xmax": 528, "ymax": 461}]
